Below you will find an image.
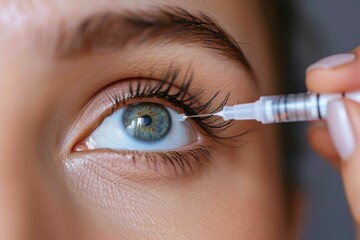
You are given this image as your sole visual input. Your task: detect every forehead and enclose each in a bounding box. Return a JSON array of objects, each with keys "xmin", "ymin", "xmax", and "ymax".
[
  {"xmin": 0, "ymin": 0, "xmax": 269, "ymax": 89},
  {"xmin": 0, "ymin": 0, "xmax": 261, "ymax": 31},
  {"xmin": 0, "ymin": 0, "xmax": 263, "ymax": 53}
]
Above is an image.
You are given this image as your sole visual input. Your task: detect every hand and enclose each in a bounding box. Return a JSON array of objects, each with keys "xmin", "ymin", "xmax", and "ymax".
[{"xmin": 307, "ymin": 46, "xmax": 360, "ymax": 224}]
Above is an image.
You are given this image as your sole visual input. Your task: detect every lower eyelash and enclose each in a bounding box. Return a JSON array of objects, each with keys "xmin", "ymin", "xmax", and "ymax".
[
  {"xmin": 68, "ymin": 146, "xmax": 213, "ymax": 178},
  {"xmin": 119, "ymin": 146, "xmax": 212, "ymax": 176},
  {"xmin": 155, "ymin": 146, "xmax": 212, "ymax": 175}
]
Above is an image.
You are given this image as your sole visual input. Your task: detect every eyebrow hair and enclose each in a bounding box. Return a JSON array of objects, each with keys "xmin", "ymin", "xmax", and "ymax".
[{"xmin": 57, "ymin": 7, "xmax": 250, "ymax": 69}]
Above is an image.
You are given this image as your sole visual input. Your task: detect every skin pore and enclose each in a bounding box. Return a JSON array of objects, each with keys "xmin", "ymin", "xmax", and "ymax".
[{"xmin": 0, "ymin": 1, "xmax": 290, "ymax": 239}]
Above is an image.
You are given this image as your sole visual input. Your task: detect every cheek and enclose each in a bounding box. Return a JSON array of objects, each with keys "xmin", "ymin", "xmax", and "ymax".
[
  {"xmin": 194, "ymin": 131, "xmax": 286, "ymax": 239},
  {"xmin": 60, "ymin": 126, "xmax": 286, "ymax": 240}
]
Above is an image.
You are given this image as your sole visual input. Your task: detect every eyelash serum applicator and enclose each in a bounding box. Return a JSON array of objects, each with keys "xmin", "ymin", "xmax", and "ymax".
[{"xmin": 178, "ymin": 91, "xmax": 360, "ymax": 124}]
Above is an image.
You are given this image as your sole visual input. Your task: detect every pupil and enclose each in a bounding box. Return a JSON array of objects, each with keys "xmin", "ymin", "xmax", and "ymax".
[{"xmin": 140, "ymin": 115, "xmax": 152, "ymax": 126}]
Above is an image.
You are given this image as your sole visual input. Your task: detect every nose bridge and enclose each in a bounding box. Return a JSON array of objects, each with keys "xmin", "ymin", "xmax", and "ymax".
[
  {"xmin": 0, "ymin": 109, "xmax": 39, "ymax": 240},
  {"xmin": 0, "ymin": 71, "xmax": 81, "ymax": 239},
  {"xmin": 0, "ymin": 70, "xmax": 49, "ymax": 238},
  {"xmin": 0, "ymin": 93, "xmax": 84, "ymax": 240}
]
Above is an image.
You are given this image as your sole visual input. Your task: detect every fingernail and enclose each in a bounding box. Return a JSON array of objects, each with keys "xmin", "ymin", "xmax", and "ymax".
[
  {"xmin": 307, "ymin": 53, "xmax": 356, "ymax": 72},
  {"xmin": 327, "ymin": 100, "xmax": 356, "ymax": 160}
]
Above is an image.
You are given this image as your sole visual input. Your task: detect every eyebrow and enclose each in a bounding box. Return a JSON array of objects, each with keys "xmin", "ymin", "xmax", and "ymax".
[{"xmin": 57, "ymin": 7, "xmax": 250, "ymax": 69}]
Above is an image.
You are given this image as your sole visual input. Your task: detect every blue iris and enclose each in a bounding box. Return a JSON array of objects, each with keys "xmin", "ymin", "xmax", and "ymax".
[{"xmin": 122, "ymin": 102, "xmax": 171, "ymax": 142}]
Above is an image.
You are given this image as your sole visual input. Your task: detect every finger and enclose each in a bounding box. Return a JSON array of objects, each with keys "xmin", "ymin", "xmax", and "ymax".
[
  {"xmin": 307, "ymin": 124, "xmax": 340, "ymax": 169},
  {"xmin": 306, "ymin": 46, "xmax": 360, "ymax": 93},
  {"xmin": 326, "ymin": 99, "xmax": 360, "ymax": 223}
]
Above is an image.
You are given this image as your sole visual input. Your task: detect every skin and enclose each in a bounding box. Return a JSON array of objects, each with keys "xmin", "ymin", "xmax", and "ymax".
[{"xmin": 0, "ymin": 1, "xmax": 291, "ymax": 239}]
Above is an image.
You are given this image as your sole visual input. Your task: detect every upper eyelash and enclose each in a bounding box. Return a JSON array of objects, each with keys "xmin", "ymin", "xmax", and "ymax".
[{"xmin": 107, "ymin": 65, "xmax": 250, "ymax": 144}]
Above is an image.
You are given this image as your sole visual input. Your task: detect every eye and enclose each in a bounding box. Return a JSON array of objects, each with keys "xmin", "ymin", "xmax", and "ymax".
[
  {"xmin": 80, "ymin": 102, "xmax": 197, "ymax": 151},
  {"xmin": 68, "ymin": 70, "xmax": 237, "ymax": 177}
]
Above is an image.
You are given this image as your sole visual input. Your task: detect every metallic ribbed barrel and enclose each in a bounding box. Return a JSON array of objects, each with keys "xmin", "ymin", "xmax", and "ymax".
[{"xmin": 258, "ymin": 92, "xmax": 343, "ymax": 123}]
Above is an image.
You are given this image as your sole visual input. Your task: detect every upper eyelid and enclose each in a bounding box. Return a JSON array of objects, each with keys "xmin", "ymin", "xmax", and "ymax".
[{"xmin": 107, "ymin": 81, "xmax": 199, "ymax": 114}]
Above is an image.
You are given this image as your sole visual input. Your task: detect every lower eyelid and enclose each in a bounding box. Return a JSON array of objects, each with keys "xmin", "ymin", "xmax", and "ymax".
[{"xmin": 63, "ymin": 146, "xmax": 213, "ymax": 180}]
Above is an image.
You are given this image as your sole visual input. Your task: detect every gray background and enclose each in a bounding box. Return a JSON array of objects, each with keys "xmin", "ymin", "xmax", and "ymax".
[{"xmin": 289, "ymin": 0, "xmax": 360, "ymax": 239}]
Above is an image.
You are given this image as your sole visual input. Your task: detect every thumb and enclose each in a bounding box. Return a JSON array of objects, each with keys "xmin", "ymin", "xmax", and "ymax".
[{"xmin": 327, "ymin": 100, "xmax": 360, "ymax": 223}]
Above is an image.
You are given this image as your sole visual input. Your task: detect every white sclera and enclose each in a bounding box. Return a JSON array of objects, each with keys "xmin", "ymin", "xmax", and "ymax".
[{"xmin": 88, "ymin": 106, "xmax": 197, "ymax": 151}]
